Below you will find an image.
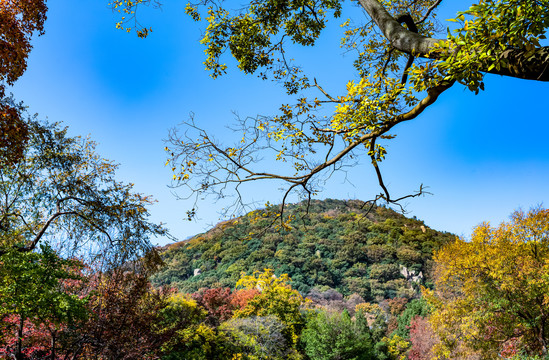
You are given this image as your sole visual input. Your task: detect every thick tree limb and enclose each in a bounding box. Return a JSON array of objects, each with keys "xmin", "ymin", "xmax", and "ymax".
[
  {"xmin": 357, "ymin": 0, "xmax": 549, "ymax": 81},
  {"xmin": 358, "ymin": 0, "xmax": 440, "ymax": 55},
  {"xmin": 486, "ymin": 48, "xmax": 549, "ymax": 81}
]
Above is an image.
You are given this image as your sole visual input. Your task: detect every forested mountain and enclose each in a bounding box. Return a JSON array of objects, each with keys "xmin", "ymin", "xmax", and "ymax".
[{"xmin": 152, "ymin": 199, "xmax": 455, "ymax": 300}]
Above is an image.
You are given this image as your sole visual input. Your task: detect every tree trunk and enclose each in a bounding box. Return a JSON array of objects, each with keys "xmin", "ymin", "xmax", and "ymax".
[
  {"xmin": 540, "ymin": 321, "xmax": 548, "ymax": 356},
  {"xmin": 357, "ymin": 0, "xmax": 440, "ymax": 55},
  {"xmin": 16, "ymin": 315, "xmax": 23, "ymax": 360},
  {"xmin": 51, "ymin": 330, "xmax": 56, "ymax": 360}
]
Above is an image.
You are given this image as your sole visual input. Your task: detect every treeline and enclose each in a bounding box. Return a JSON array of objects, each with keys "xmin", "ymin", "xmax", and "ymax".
[
  {"xmin": 1, "ymin": 196, "xmax": 451, "ymax": 359},
  {"xmin": 0, "ymin": 256, "xmax": 429, "ymax": 359},
  {"xmin": 3, "ymin": 216, "xmax": 549, "ymax": 360},
  {"xmin": 3, "ymin": 203, "xmax": 548, "ymax": 359}
]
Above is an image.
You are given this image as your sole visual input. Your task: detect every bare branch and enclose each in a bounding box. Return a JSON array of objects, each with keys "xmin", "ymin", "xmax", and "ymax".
[
  {"xmin": 417, "ymin": 0, "xmax": 443, "ymax": 24},
  {"xmin": 167, "ymin": 78, "xmax": 454, "ymax": 222},
  {"xmin": 24, "ymin": 211, "xmax": 77, "ymax": 252},
  {"xmin": 313, "ymin": 78, "xmax": 338, "ymax": 102}
]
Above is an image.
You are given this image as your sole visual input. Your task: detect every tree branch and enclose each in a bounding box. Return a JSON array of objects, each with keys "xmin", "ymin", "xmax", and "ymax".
[
  {"xmin": 357, "ymin": 0, "xmax": 549, "ymax": 81},
  {"xmin": 357, "ymin": 0, "xmax": 440, "ymax": 56},
  {"xmin": 0, "ymin": 210, "xmax": 77, "ymax": 256}
]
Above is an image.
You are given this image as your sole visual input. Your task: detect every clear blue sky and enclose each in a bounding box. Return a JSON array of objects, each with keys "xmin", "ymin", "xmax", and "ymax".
[{"xmin": 10, "ymin": 1, "xmax": 549, "ymax": 244}]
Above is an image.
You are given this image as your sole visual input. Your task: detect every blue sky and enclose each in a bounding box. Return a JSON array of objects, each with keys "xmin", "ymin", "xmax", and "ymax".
[{"xmin": 10, "ymin": 1, "xmax": 549, "ymax": 244}]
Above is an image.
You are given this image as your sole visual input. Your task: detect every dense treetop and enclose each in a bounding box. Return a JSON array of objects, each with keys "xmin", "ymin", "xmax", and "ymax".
[{"xmin": 426, "ymin": 207, "xmax": 549, "ymax": 358}]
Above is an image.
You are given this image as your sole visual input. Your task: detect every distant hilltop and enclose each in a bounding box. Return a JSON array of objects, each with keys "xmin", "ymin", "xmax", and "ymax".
[{"xmin": 152, "ymin": 199, "xmax": 455, "ymax": 303}]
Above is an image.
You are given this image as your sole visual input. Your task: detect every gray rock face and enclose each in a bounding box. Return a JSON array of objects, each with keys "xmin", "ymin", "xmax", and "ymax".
[{"xmin": 399, "ymin": 264, "xmax": 424, "ymax": 283}]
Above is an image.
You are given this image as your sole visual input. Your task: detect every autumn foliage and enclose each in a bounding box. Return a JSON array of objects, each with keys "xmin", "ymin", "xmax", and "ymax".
[
  {"xmin": 0, "ymin": 0, "xmax": 47, "ymax": 88},
  {"xmin": 407, "ymin": 316, "xmax": 437, "ymax": 360},
  {"xmin": 426, "ymin": 207, "xmax": 549, "ymax": 358},
  {"xmin": 4, "ymin": 201, "xmax": 549, "ymax": 359},
  {"xmin": 0, "ymin": 1, "xmax": 47, "ymax": 166},
  {"xmin": 0, "ymin": 101, "xmax": 28, "ymax": 166}
]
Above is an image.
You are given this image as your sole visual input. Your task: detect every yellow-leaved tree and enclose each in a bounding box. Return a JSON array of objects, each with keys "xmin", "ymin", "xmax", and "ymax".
[
  {"xmin": 425, "ymin": 207, "xmax": 549, "ymax": 359},
  {"xmin": 233, "ymin": 269, "xmax": 306, "ymax": 349}
]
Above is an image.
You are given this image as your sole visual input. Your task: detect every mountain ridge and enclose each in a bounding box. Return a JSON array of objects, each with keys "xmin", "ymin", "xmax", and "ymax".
[{"xmin": 152, "ymin": 199, "xmax": 455, "ymax": 302}]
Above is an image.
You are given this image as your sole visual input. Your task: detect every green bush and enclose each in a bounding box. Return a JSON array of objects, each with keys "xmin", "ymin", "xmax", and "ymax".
[{"xmin": 301, "ymin": 309, "xmax": 375, "ymax": 360}]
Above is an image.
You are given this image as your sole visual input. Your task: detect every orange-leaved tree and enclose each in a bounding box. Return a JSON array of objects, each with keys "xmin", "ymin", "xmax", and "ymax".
[
  {"xmin": 0, "ymin": 1, "xmax": 48, "ymax": 165},
  {"xmin": 0, "ymin": 0, "xmax": 47, "ymax": 90}
]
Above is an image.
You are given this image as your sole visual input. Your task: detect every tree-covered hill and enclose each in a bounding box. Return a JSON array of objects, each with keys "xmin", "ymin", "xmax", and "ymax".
[{"xmin": 152, "ymin": 199, "xmax": 455, "ymax": 301}]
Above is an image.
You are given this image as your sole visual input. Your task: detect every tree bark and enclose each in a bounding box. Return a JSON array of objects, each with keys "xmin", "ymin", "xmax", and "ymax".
[
  {"xmin": 16, "ymin": 316, "xmax": 23, "ymax": 360},
  {"xmin": 51, "ymin": 331, "xmax": 56, "ymax": 360},
  {"xmin": 540, "ymin": 320, "xmax": 548, "ymax": 356},
  {"xmin": 357, "ymin": 0, "xmax": 440, "ymax": 55},
  {"xmin": 357, "ymin": 0, "xmax": 549, "ymax": 82}
]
